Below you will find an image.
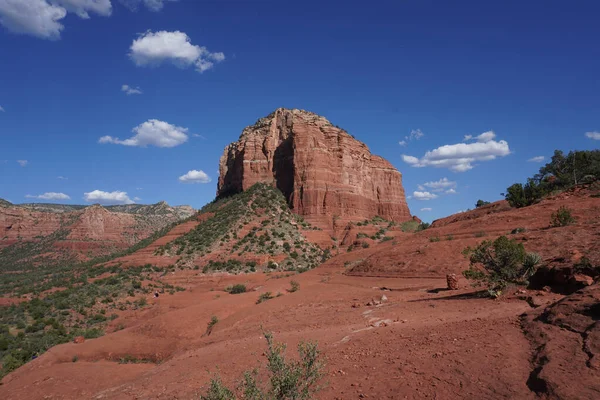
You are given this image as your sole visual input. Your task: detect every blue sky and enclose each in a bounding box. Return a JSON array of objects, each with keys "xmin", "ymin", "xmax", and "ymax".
[{"xmin": 0, "ymin": 0, "xmax": 598, "ymax": 222}]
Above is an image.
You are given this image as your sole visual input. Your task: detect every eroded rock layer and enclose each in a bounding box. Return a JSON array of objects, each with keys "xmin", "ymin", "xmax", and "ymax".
[{"xmin": 218, "ymin": 108, "xmax": 411, "ymax": 224}]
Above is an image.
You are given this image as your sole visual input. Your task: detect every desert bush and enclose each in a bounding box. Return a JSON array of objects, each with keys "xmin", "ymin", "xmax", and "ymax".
[
  {"xmin": 226, "ymin": 284, "xmax": 247, "ymax": 294},
  {"xmin": 475, "ymin": 200, "xmax": 491, "ymax": 208},
  {"xmin": 256, "ymin": 292, "xmax": 274, "ymax": 304},
  {"xmin": 429, "ymin": 236, "xmax": 440, "ymax": 242},
  {"xmin": 550, "ymin": 206, "xmax": 576, "ymax": 227},
  {"xmin": 199, "ymin": 332, "xmax": 324, "ymax": 400},
  {"xmin": 288, "ymin": 280, "xmax": 300, "ymax": 293},
  {"xmin": 462, "ymin": 236, "xmax": 541, "ymax": 297},
  {"xmin": 510, "ymin": 227, "xmax": 527, "ymax": 234},
  {"xmin": 474, "ymin": 231, "xmax": 486, "ymax": 238}
]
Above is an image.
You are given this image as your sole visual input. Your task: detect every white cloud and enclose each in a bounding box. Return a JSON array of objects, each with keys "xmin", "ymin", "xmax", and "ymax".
[
  {"xmin": 420, "ymin": 207, "xmax": 432, "ymax": 212},
  {"xmin": 179, "ymin": 169, "xmax": 211, "ymax": 184},
  {"xmin": 445, "ymin": 188, "xmax": 457, "ymax": 194},
  {"xmin": 0, "ymin": 105, "xmax": 4, "ymax": 112},
  {"xmin": 0, "ymin": 0, "xmax": 177, "ymax": 40},
  {"xmin": 412, "ymin": 191, "xmax": 438, "ymax": 201},
  {"xmin": 0, "ymin": 0, "xmax": 112, "ymax": 40},
  {"xmin": 464, "ymin": 131, "xmax": 496, "ymax": 143},
  {"xmin": 118, "ymin": 0, "xmax": 177, "ymax": 12},
  {"xmin": 121, "ymin": 84, "xmax": 142, "ymax": 95},
  {"xmin": 402, "ymin": 131, "xmax": 510, "ymax": 172},
  {"xmin": 133, "ymin": 196, "xmax": 141, "ymax": 201},
  {"xmin": 422, "ymin": 177, "xmax": 456, "ymax": 191},
  {"xmin": 128, "ymin": 30, "xmax": 225, "ymax": 73},
  {"xmin": 399, "ymin": 129, "xmax": 424, "ymax": 147},
  {"xmin": 528, "ymin": 156, "xmax": 545, "ymax": 163},
  {"xmin": 84, "ymin": 190, "xmax": 134, "ymax": 204},
  {"xmin": 585, "ymin": 131, "xmax": 600, "ymax": 140},
  {"xmin": 25, "ymin": 192, "xmax": 70, "ymax": 200},
  {"xmin": 99, "ymin": 119, "xmax": 189, "ymax": 148},
  {"xmin": 57, "ymin": 176, "xmax": 68, "ymax": 180},
  {"xmin": 17, "ymin": 160, "xmax": 28, "ymax": 167}
]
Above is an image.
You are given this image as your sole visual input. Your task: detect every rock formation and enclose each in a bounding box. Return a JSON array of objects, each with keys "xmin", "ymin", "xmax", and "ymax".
[{"xmin": 218, "ymin": 108, "xmax": 411, "ymax": 225}]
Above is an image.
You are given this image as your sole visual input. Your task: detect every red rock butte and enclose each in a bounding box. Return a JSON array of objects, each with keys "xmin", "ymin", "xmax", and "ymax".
[{"xmin": 217, "ymin": 108, "xmax": 412, "ymax": 227}]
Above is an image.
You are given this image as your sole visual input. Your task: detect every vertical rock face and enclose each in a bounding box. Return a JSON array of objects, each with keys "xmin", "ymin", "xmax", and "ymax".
[{"xmin": 218, "ymin": 108, "xmax": 411, "ymax": 224}]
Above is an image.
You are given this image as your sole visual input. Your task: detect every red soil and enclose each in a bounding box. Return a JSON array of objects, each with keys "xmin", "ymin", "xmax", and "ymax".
[{"xmin": 2, "ymin": 188, "xmax": 599, "ymax": 399}]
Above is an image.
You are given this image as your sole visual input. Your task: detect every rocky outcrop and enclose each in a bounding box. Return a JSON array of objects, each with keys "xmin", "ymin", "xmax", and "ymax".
[
  {"xmin": 522, "ymin": 284, "xmax": 600, "ymax": 399},
  {"xmin": 218, "ymin": 108, "xmax": 411, "ymax": 225},
  {"xmin": 0, "ymin": 201, "xmax": 195, "ymax": 260}
]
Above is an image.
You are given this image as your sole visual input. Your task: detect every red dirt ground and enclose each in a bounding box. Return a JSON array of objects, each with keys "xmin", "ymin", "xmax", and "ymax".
[{"xmin": 1, "ymin": 188, "xmax": 599, "ymax": 399}]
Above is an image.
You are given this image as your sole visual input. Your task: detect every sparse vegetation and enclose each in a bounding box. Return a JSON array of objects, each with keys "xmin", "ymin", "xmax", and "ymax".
[
  {"xmin": 199, "ymin": 332, "xmax": 325, "ymax": 400},
  {"xmin": 504, "ymin": 149, "xmax": 600, "ymax": 208},
  {"xmin": 225, "ymin": 284, "xmax": 247, "ymax": 294},
  {"xmin": 462, "ymin": 236, "xmax": 541, "ymax": 297},
  {"xmin": 429, "ymin": 236, "xmax": 441, "ymax": 242},
  {"xmin": 257, "ymin": 292, "xmax": 274, "ymax": 304},
  {"xmin": 550, "ymin": 206, "xmax": 576, "ymax": 227},
  {"xmin": 510, "ymin": 227, "xmax": 527, "ymax": 234},
  {"xmin": 476, "ymin": 200, "xmax": 491, "ymax": 208},
  {"xmin": 474, "ymin": 231, "xmax": 486, "ymax": 238},
  {"xmin": 288, "ymin": 280, "xmax": 300, "ymax": 293}
]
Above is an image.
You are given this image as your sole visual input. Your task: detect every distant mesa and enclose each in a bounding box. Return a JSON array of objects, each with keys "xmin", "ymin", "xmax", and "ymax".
[{"xmin": 217, "ymin": 108, "xmax": 412, "ymax": 226}]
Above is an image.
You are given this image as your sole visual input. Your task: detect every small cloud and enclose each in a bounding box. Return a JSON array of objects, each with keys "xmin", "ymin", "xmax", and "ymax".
[
  {"xmin": 464, "ymin": 131, "xmax": 496, "ymax": 143},
  {"xmin": 99, "ymin": 119, "xmax": 189, "ymax": 148},
  {"xmin": 402, "ymin": 131, "xmax": 510, "ymax": 172},
  {"xmin": 136, "ymin": 187, "xmax": 143, "ymax": 190},
  {"xmin": 57, "ymin": 176, "xmax": 68, "ymax": 180},
  {"xmin": 412, "ymin": 191, "xmax": 438, "ymax": 201},
  {"xmin": 445, "ymin": 188, "xmax": 457, "ymax": 194},
  {"xmin": 399, "ymin": 129, "xmax": 424, "ymax": 146},
  {"xmin": 133, "ymin": 196, "xmax": 142, "ymax": 201},
  {"xmin": 121, "ymin": 84, "xmax": 142, "ymax": 95},
  {"xmin": 528, "ymin": 156, "xmax": 545, "ymax": 163},
  {"xmin": 417, "ymin": 184, "xmax": 425, "ymax": 191},
  {"xmin": 179, "ymin": 169, "xmax": 211, "ymax": 184},
  {"xmin": 585, "ymin": 131, "xmax": 600, "ymax": 140},
  {"xmin": 422, "ymin": 177, "xmax": 457, "ymax": 190},
  {"xmin": 192, "ymin": 133, "xmax": 206, "ymax": 139},
  {"xmin": 118, "ymin": 0, "xmax": 179, "ymax": 12},
  {"xmin": 420, "ymin": 207, "xmax": 432, "ymax": 212},
  {"xmin": 25, "ymin": 192, "xmax": 70, "ymax": 201},
  {"xmin": 0, "ymin": 105, "xmax": 4, "ymax": 112},
  {"xmin": 17, "ymin": 160, "xmax": 28, "ymax": 167},
  {"xmin": 128, "ymin": 30, "xmax": 225, "ymax": 73},
  {"xmin": 84, "ymin": 190, "xmax": 134, "ymax": 204}
]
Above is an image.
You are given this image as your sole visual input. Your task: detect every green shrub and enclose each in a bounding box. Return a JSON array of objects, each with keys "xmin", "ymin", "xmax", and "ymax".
[
  {"xmin": 429, "ymin": 236, "xmax": 440, "ymax": 242},
  {"xmin": 446, "ymin": 234, "xmax": 454, "ymax": 241},
  {"xmin": 476, "ymin": 199, "xmax": 491, "ymax": 208},
  {"xmin": 462, "ymin": 236, "xmax": 541, "ymax": 297},
  {"xmin": 550, "ymin": 206, "xmax": 576, "ymax": 227},
  {"xmin": 199, "ymin": 332, "xmax": 324, "ymax": 400},
  {"xmin": 226, "ymin": 284, "xmax": 247, "ymax": 294},
  {"xmin": 288, "ymin": 280, "xmax": 300, "ymax": 293},
  {"xmin": 257, "ymin": 292, "xmax": 274, "ymax": 304}
]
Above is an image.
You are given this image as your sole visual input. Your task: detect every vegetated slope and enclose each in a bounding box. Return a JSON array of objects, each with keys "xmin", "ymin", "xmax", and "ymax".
[
  {"xmin": 0, "ymin": 201, "xmax": 195, "ymax": 264},
  {"xmin": 1, "ymin": 187, "xmax": 599, "ymax": 398},
  {"xmin": 112, "ymin": 183, "xmax": 331, "ymax": 272},
  {"xmin": 346, "ymin": 186, "xmax": 600, "ymax": 278}
]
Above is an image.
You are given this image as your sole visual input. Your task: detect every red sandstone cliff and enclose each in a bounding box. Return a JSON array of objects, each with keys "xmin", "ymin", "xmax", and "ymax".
[
  {"xmin": 0, "ymin": 201, "xmax": 195, "ymax": 260},
  {"xmin": 218, "ymin": 108, "xmax": 411, "ymax": 225}
]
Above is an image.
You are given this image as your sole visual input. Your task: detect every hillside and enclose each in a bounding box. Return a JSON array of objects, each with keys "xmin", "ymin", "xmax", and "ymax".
[
  {"xmin": 0, "ymin": 201, "xmax": 196, "ymax": 266},
  {"xmin": 109, "ymin": 183, "xmax": 331, "ymax": 271},
  {"xmin": 1, "ymin": 182, "xmax": 598, "ymax": 398}
]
